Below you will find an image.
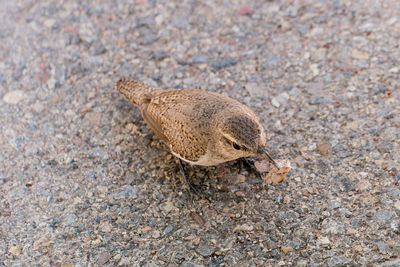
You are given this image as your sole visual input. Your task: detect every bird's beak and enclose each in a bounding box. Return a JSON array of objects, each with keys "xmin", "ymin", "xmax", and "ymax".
[{"xmin": 257, "ymin": 146, "xmax": 278, "ymax": 169}]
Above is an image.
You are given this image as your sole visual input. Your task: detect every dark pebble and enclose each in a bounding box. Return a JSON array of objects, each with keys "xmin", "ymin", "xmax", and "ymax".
[{"xmin": 212, "ymin": 58, "xmax": 238, "ymax": 71}]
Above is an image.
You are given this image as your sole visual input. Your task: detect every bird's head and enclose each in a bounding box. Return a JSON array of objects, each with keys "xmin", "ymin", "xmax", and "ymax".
[{"xmin": 214, "ymin": 114, "xmax": 277, "ymax": 167}]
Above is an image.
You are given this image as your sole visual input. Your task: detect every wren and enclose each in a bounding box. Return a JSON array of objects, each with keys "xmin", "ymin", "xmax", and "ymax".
[{"xmin": 116, "ymin": 78, "xmax": 277, "ymax": 168}]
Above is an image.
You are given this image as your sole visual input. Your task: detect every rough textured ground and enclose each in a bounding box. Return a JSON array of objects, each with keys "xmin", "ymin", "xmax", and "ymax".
[{"xmin": 1, "ymin": 0, "xmax": 399, "ymax": 266}]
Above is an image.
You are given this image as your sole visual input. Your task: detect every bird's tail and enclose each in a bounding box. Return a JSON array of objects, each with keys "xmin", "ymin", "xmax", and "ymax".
[{"xmin": 115, "ymin": 78, "xmax": 155, "ymax": 106}]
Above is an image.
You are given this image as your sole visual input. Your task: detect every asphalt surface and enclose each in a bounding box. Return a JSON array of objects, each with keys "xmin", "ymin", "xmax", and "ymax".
[{"xmin": 1, "ymin": 0, "xmax": 399, "ymax": 266}]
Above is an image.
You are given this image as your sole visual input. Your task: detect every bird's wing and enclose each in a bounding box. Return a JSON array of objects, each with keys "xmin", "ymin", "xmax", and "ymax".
[
  {"xmin": 142, "ymin": 89, "xmax": 211, "ymax": 162},
  {"xmin": 141, "ymin": 103, "xmax": 170, "ymax": 145}
]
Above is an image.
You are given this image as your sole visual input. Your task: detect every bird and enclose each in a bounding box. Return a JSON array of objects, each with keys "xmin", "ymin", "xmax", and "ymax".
[{"xmin": 116, "ymin": 78, "xmax": 278, "ymax": 171}]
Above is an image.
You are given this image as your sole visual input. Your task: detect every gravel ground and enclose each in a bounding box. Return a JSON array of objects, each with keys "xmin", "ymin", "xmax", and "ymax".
[{"xmin": 1, "ymin": 0, "xmax": 400, "ymax": 266}]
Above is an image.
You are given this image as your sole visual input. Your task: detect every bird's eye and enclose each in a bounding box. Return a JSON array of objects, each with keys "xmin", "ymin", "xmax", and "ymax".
[{"xmin": 233, "ymin": 143, "xmax": 241, "ymax": 150}]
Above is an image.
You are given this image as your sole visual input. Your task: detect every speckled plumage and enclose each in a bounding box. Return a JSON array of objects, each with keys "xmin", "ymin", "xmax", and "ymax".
[{"xmin": 116, "ymin": 78, "xmax": 275, "ymax": 166}]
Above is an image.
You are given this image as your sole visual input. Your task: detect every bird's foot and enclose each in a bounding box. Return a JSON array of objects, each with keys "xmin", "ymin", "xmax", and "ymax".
[{"xmin": 179, "ymin": 159, "xmax": 211, "ymax": 202}]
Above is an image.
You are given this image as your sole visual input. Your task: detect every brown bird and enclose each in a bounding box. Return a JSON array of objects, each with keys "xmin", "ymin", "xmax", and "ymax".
[{"xmin": 116, "ymin": 78, "xmax": 278, "ymax": 170}]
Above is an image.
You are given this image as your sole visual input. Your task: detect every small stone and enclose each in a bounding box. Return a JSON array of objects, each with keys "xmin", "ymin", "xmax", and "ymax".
[
  {"xmin": 283, "ymin": 195, "xmax": 291, "ymax": 204},
  {"xmin": 44, "ymin": 18, "xmax": 56, "ymax": 28},
  {"xmin": 326, "ymin": 256, "xmax": 351, "ymax": 266},
  {"xmin": 3, "ymin": 90, "xmax": 26, "ymax": 104},
  {"xmin": 163, "ymin": 225, "xmax": 174, "ymax": 235},
  {"xmin": 84, "ymin": 112, "xmax": 103, "ymax": 126},
  {"xmin": 212, "ymin": 58, "xmax": 238, "ymax": 71},
  {"xmin": 235, "ymin": 191, "xmax": 245, "ymax": 198},
  {"xmin": 197, "ymin": 243, "xmax": 213, "ymax": 256},
  {"xmin": 390, "ymin": 220, "xmax": 399, "ymax": 232},
  {"xmin": 352, "ymin": 49, "xmax": 369, "ymax": 59},
  {"xmin": 113, "ymin": 185, "xmax": 138, "ymax": 200},
  {"xmin": 234, "ymin": 174, "xmax": 246, "ymax": 185},
  {"xmin": 310, "ymin": 64, "xmax": 319, "ymax": 76},
  {"xmin": 311, "ymin": 48, "xmax": 326, "ymax": 62},
  {"xmin": 322, "ymin": 220, "xmax": 345, "ymax": 235},
  {"xmin": 161, "ymin": 201, "xmax": 175, "ymax": 214},
  {"xmin": 191, "ymin": 212, "xmax": 205, "ymax": 226},
  {"xmin": 152, "ymin": 230, "xmax": 161, "ymax": 238},
  {"xmin": 271, "ymin": 97, "xmax": 280, "ymax": 108},
  {"xmin": 383, "ymin": 259, "xmax": 400, "ymax": 267},
  {"xmin": 100, "ymin": 222, "xmax": 112, "ymax": 233},
  {"xmin": 33, "ymin": 236, "xmax": 52, "ymax": 250},
  {"xmin": 375, "ymin": 210, "xmax": 392, "ymax": 222},
  {"xmin": 357, "ymin": 180, "xmax": 372, "ymax": 191},
  {"xmin": 376, "ymin": 241, "xmax": 391, "ymax": 254},
  {"xmin": 281, "ymin": 246, "xmax": 294, "ymax": 254},
  {"xmin": 280, "ymin": 20, "xmax": 291, "ymax": 31},
  {"xmin": 91, "ymin": 43, "xmax": 107, "ymax": 56},
  {"xmin": 31, "ymin": 102, "xmax": 45, "ymax": 113},
  {"xmin": 64, "ymin": 213, "xmax": 78, "ymax": 226},
  {"xmin": 47, "ymin": 77, "xmax": 56, "ymax": 89},
  {"xmin": 65, "ymin": 109, "xmax": 75, "ymax": 117},
  {"xmin": 233, "ymin": 223, "xmax": 254, "ymax": 233},
  {"xmin": 155, "ymin": 14, "xmax": 163, "ymax": 25},
  {"xmin": 341, "ymin": 177, "xmax": 354, "ymax": 191},
  {"xmin": 9, "ymin": 245, "xmax": 21, "ymax": 255},
  {"xmin": 246, "ymin": 83, "xmax": 265, "ymax": 98},
  {"xmin": 236, "ymin": 3, "xmax": 252, "ymax": 16},
  {"xmin": 389, "ymin": 67, "xmax": 399, "ymax": 73},
  {"xmin": 316, "ymin": 142, "xmax": 330, "ymax": 155},
  {"xmin": 272, "ymin": 92, "xmax": 290, "ymax": 108},
  {"xmin": 191, "ymin": 54, "xmax": 209, "ymax": 64},
  {"xmin": 97, "ymin": 251, "xmax": 112, "ymax": 265},
  {"xmin": 318, "ymin": 236, "xmax": 330, "ymax": 245},
  {"xmin": 297, "ymin": 260, "xmax": 308, "ymax": 267}
]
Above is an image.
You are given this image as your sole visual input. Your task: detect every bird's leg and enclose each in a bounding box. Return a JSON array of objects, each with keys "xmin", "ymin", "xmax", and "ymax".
[
  {"xmin": 241, "ymin": 158, "xmax": 263, "ymax": 179},
  {"xmin": 178, "ymin": 159, "xmax": 211, "ymax": 202}
]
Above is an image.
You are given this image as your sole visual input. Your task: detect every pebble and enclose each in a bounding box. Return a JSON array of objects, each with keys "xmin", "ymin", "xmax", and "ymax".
[
  {"xmin": 113, "ymin": 185, "xmax": 138, "ymax": 200},
  {"xmin": 271, "ymin": 97, "xmax": 281, "ymax": 108},
  {"xmin": 84, "ymin": 112, "xmax": 103, "ymax": 126},
  {"xmin": 197, "ymin": 242, "xmax": 213, "ymax": 256},
  {"xmin": 31, "ymin": 102, "xmax": 45, "ymax": 113},
  {"xmin": 191, "ymin": 54, "xmax": 209, "ymax": 64},
  {"xmin": 212, "ymin": 58, "xmax": 238, "ymax": 71},
  {"xmin": 163, "ymin": 225, "xmax": 174, "ymax": 236},
  {"xmin": 375, "ymin": 210, "xmax": 392, "ymax": 222},
  {"xmin": 281, "ymin": 246, "xmax": 294, "ymax": 254},
  {"xmin": 91, "ymin": 43, "xmax": 107, "ymax": 56},
  {"xmin": 33, "ymin": 236, "xmax": 52, "ymax": 250},
  {"xmin": 64, "ymin": 213, "xmax": 78, "ymax": 226},
  {"xmin": 352, "ymin": 49, "xmax": 369, "ymax": 59},
  {"xmin": 316, "ymin": 142, "xmax": 330, "ymax": 156},
  {"xmin": 310, "ymin": 64, "xmax": 320, "ymax": 77},
  {"xmin": 318, "ymin": 236, "xmax": 330, "ymax": 245},
  {"xmin": 376, "ymin": 241, "xmax": 391, "ymax": 254},
  {"xmin": 160, "ymin": 201, "xmax": 175, "ymax": 214},
  {"xmin": 43, "ymin": 18, "xmax": 56, "ymax": 28},
  {"xmin": 383, "ymin": 259, "xmax": 400, "ymax": 267},
  {"xmin": 47, "ymin": 77, "xmax": 57, "ymax": 89},
  {"xmin": 357, "ymin": 180, "xmax": 372, "ymax": 191},
  {"xmin": 271, "ymin": 92, "xmax": 289, "ymax": 108},
  {"xmin": 246, "ymin": 83, "xmax": 265, "ymax": 98},
  {"xmin": 3, "ymin": 90, "xmax": 26, "ymax": 104},
  {"xmin": 233, "ymin": 223, "xmax": 254, "ymax": 233},
  {"xmin": 236, "ymin": 3, "xmax": 252, "ymax": 16},
  {"xmin": 97, "ymin": 251, "xmax": 112, "ymax": 265},
  {"xmin": 326, "ymin": 256, "xmax": 352, "ymax": 266},
  {"xmin": 9, "ymin": 245, "xmax": 21, "ymax": 256}
]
